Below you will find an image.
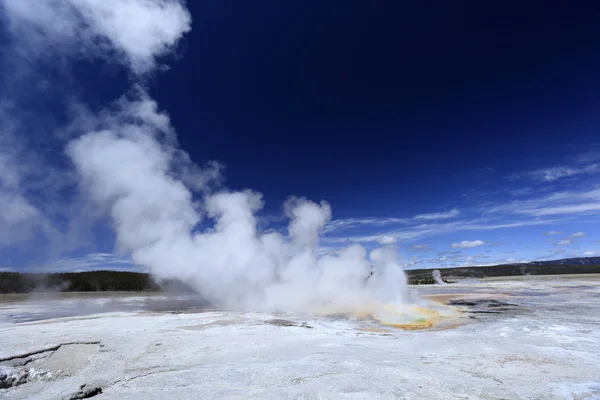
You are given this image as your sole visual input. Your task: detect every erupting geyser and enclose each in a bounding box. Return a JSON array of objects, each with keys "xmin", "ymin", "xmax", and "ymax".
[
  {"xmin": 64, "ymin": 88, "xmax": 414, "ymax": 315},
  {"xmin": 432, "ymin": 269, "xmax": 447, "ymax": 285},
  {"xmin": 1, "ymin": 0, "xmax": 452, "ymax": 328}
]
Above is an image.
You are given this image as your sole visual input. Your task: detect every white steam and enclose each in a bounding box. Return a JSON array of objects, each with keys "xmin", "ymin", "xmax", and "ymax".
[
  {"xmin": 432, "ymin": 269, "xmax": 446, "ymax": 285},
  {"xmin": 1, "ymin": 0, "xmax": 191, "ymax": 72},
  {"xmin": 66, "ymin": 98, "xmax": 402, "ymax": 310},
  {"xmin": 1, "ymin": 0, "xmax": 409, "ymax": 312}
]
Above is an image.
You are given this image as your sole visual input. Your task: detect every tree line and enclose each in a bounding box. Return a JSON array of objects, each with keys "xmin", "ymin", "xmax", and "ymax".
[{"xmin": 0, "ymin": 271, "xmax": 161, "ymax": 294}]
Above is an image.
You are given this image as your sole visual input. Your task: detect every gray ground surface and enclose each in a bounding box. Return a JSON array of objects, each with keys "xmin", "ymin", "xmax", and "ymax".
[{"xmin": 1, "ymin": 275, "xmax": 599, "ymax": 399}]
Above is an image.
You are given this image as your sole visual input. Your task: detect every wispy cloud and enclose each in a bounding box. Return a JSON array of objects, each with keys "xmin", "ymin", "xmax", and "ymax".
[
  {"xmin": 524, "ymin": 203, "xmax": 600, "ymax": 216},
  {"xmin": 555, "ymin": 239, "xmax": 573, "ymax": 246},
  {"xmin": 512, "ymin": 164, "xmax": 599, "ymax": 182},
  {"xmin": 323, "ymin": 217, "xmax": 410, "ymax": 233},
  {"xmin": 451, "ymin": 240, "xmax": 486, "ymax": 249},
  {"xmin": 583, "ymin": 251, "xmax": 595, "ymax": 256},
  {"xmin": 488, "ymin": 187, "xmax": 600, "ymax": 217},
  {"xmin": 570, "ymin": 231, "xmax": 585, "ymax": 238},
  {"xmin": 437, "ymin": 251, "xmax": 462, "ymax": 256},
  {"xmin": 325, "ymin": 208, "xmax": 459, "ymax": 234},
  {"xmin": 411, "ymin": 244, "xmax": 432, "ymax": 252},
  {"xmin": 545, "ymin": 230, "xmax": 562, "ymax": 235},
  {"xmin": 324, "ymin": 217, "xmax": 560, "ymax": 244},
  {"xmin": 414, "ymin": 208, "xmax": 459, "ymax": 220},
  {"xmin": 549, "ymin": 248, "xmax": 567, "ymax": 255}
]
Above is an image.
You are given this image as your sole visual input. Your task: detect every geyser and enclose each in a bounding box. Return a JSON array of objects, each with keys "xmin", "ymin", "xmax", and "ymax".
[
  {"xmin": 68, "ymin": 120, "xmax": 408, "ymax": 311},
  {"xmin": 432, "ymin": 269, "xmax": 446, "ymax": 285},
  {"xmin": 1, "ymin": 0, "xmax": 420, "ymax": 318}
]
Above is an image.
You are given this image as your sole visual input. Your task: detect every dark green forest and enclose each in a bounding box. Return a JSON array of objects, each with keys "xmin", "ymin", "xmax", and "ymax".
[
  {"xmin": 0, "ymin": 271, "xmax": 161, "ymax": 294},
  {"xmin": 1, "ymin": 261, "xmax": 599, "ymax": 293}
]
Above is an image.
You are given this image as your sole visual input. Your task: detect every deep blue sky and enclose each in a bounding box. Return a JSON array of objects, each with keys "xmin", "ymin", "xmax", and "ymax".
[
  {"xmin": 2, "ymin": 1, "xmax": 600, "ymax": 271},
  {"xmin": 153, "ymin": 0, "xmax": 600, "ymax": 216}
]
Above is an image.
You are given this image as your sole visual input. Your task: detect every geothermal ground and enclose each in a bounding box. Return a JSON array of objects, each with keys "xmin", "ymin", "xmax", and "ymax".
[{"xmin": 1, "ymin": 275, "xmax": 600, "ymax": 399}]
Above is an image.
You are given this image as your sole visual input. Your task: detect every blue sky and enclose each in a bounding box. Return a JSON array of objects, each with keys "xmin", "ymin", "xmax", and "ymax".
[
  {"xmin": 1, "ymin": 1, "xmax": 600, "ymax": 272},
  {"xmin": 320, "ymin": 169, "xmax": 600, "ymax": 268}
]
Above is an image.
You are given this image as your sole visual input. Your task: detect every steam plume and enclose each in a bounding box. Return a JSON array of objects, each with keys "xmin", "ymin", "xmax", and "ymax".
[
  {"xmin": 0, "ymin": 0, "xmax": 408, "ymax": 311},
  {"xmin": 432, "ymin": 269, "xmax": 446, "ymax": 285}
]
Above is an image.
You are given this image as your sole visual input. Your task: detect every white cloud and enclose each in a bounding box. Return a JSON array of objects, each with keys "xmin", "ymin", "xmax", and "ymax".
[
  {"xmin": 555, "ymin": 239, "xmax": 573, "ymax": 246},
  {"xmin": 451, "ymin": 240, "xmax": 486, "ymax": 249},
  {"xmin": 545, "ymin": 230, "xmax": 562, "ymax": 235},
  {"xmin": 325, "ymin": 208, "xmax": 459, "ymax": 234},
  {"xmin": 583, "ymin": 251, "xmax": 595, "ymax": 256},
  {"xmin": 324, "ymin": 217, "xmax": 410, "ymax": 233},
  {"xmin": 570, "ymin": 232, "xmax": 585, "ymax": 238},
  {"xmin": 376, "ymin": 235, "xmax": 397, "ymax": 245},
  {"xmin": 414, "ymin": 208, "xmax": 459, "ymax": 220}
]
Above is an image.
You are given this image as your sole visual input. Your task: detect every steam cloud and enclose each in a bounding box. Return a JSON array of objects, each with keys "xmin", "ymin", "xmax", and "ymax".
[
  {"xmin": 432, "ymin": 269, "xmax": 446, "ymax": 285},
  {"xmin": 0, "ymin": 0, "xmax": 408, "ymax": 311}
]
